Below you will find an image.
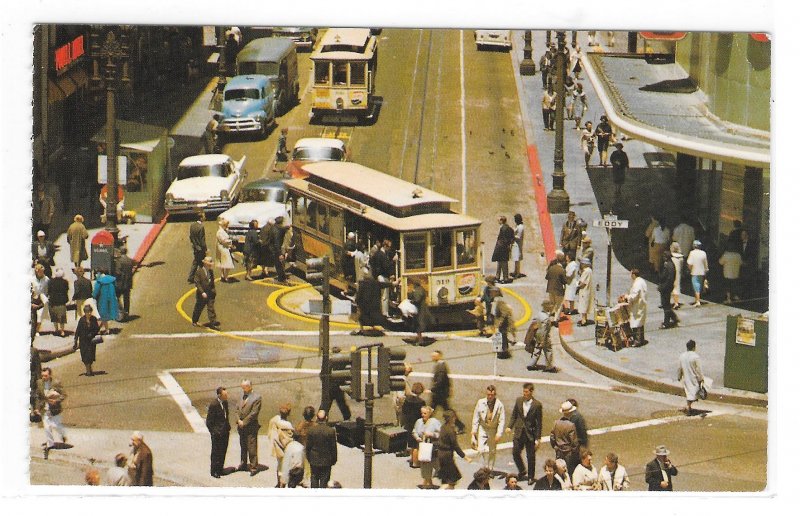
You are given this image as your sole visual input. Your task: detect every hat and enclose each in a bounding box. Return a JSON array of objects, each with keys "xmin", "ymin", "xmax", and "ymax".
[
  {"xmin": 560, "ymin": 401, "xmax": 575, "ymax": 413},
  {"xmin": 555, "ymin": 458, "xmax": 567, "ymax": 468},
  {"xmin": 692, "ymin": 240, "xmax": 702, "ymax": 248},
  {"xmin": 37, "ymin": 230, "xmax": 45, "ymax": 237},
  {"xmin": 579, "ymin": 258, "xmax": 591, "ymax": 265},
  {"xmin": 654, "ymin": 445, "xmax": 670, "ymax": 456},
  {"xmin": 53, "ymin": 268, "xmax": 64, "ymax": 278},
  {"xmin": 614, "ymin": 142, "xmax": 624, "ymax": 149},
  {"xmin": 347, "ymin": 232, "xmax": 355, "ymax": 239}
]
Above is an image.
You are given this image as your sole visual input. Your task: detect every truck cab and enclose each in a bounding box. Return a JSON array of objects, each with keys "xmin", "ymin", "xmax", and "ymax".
[{"xmin": 219, "ymin": 74, "xmax": 277, "ymax": 139}]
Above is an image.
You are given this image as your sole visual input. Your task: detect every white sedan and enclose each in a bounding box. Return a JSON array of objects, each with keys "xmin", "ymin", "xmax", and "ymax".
[{"xmin": 165, "ymin": 154, "xmax": 247, "ymax": 215}]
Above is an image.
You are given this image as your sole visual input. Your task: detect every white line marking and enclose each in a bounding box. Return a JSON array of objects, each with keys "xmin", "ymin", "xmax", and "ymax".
[
  {"xmin": 397, "ymin": 29, "xmax": 424, "ymax": 180},
  {"xmin": 131, "ymin": 330, "xmax": 493, "ymax": 343},
  {"xmin": 157, "ymin": 371, "xmax": 208, "ymax": 434},
  {"xmin": 460, "ymin": 29, "xmax": 467, "ymax": 214}
]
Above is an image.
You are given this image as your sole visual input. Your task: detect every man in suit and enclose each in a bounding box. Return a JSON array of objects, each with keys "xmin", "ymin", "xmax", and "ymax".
[
  {"xmin": 236, "ymin": 379, "xmax": 262, "ymax": 476},
  {"xmin": 271, "ymin": 216, "xmax": 288, "ymax": 283},
  {"xmin": 506, "ymin": 382, "xmax": 543, "ymax": 484},
  {"xmin": 187, "ymin": 209, "xmax": 207, "ymax": 283},
  {"xmin": 430, "ymin": 350, "xmax": 465, "ymax": 433},
  {"xmin": 114, "ymin": 246, "xmax": 135, "ymax": 321},
  {"xmin": 192, "ymin": 256, "xmax": 220, "ymax": 328},
  {"xmin": 491, "ymin": 216, "xmax": 515, "ymax": 283},
  {"xmin": 206, "ymin": 386, "xmax": 231, "ymax": 478},
  {"xmin": 645, "ymin": 445, "xmax": 678, "ymax": 491},
  {"xmin": 129, "ymin": 431, "xmax": 154, "ymax": 486},
  {"xmin": 566, "ymin": 398, "xmax": 589, "ymax": 450},
  {"xmin": 34, "ymin": 367, "xmax": 66, "ymax": 458},
  {"xmin": 305, "ymin": 410, "xmax": 338, "ymax": 488}
]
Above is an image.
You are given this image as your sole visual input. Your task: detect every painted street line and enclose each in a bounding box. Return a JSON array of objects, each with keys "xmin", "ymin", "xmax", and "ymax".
[
  {"xmin": 157, "ymin": 371, "xmax": 208, "ymax": 434},
  {"xmin": 130, "ymin": 330, "xmax": 497, "ymax": 343}
]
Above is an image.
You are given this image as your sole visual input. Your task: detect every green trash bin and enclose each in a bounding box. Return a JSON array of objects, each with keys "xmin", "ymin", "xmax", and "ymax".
[{"xmin": 724, "ymin": 315, "xmax": 768, "ymax": 393}]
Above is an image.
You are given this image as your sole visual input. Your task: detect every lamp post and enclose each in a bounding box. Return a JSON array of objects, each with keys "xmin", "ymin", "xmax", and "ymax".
[
  {"xmin": 546, "ymin": 31, "xmax": 571, "ymax": 213},
  {"xmin": 91, "ymin": 27, "xmax": 130, "ymax": 253},
  {"xmin": 519, "ymin": 30, "xmax": 536, "ymax": 75}
]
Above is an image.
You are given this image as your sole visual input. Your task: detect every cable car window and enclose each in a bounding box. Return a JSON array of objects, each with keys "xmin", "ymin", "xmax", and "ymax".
[
  {"xmin": 404, "ymin": 233, "xmax": 427, "ymax": 271},
  {"xmin": 350, "ymin": 62, "xmax": 366, "ymax": 85},
  {"xmin": 317, "ymin": 204, "xmax": 329, "ymax": 234},
  {"xmin": 432, "ymin": 230, "xmax": 453, "ymax": 269},
  {"xmin": 333, "ymin": 63, "xmax": 348, "ymax": 85},
  {"xmin": 314, "ymin": 61, "xmax": 330, "ymax": 85},
  {"xmin": 456, "ymin": 229, "xmax": 478, "ymax": 267},
  {"xmin": 307, "ymin": 200, "xmax": 318, "ymax": 230},
  {"xmin": 328, "ymin": 207, "xmax": 344, "ymax": 242},
  {"xmin": 294, "ymin": 196, "xmax": 308, "ymax": 227}
]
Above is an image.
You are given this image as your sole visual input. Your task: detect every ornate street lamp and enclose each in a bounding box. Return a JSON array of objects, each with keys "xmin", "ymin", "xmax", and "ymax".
[
  {"xmin": 546, "ymin": 31, "xmax": 571, "ymax": 213},
  {"xmin": 519, "ymin": 30, "xmax": 536, "ymax": 75},
  {"xmin": 90, "ymin": 26, "xmax": 130, "ymax": 252}
]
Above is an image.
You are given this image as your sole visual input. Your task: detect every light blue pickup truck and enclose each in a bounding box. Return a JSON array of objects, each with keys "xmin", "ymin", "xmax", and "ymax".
[{"xmin": 219, "ymin": 74, "xmax": 277, "ymax": 139}]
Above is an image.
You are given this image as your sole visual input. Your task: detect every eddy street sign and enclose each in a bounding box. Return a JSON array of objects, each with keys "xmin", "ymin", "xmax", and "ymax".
[{"xmin": 593, "ymin": 218, "xmax": 629, "ymax": 229}]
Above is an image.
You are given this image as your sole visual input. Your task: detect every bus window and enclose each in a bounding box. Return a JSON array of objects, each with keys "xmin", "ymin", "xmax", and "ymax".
[
  {"xmin": 317, "ymin": 204, "xmax": 329, "ymax": 234},
  {"xmin": 308, "ymin": 200, "xmax": 318, "ymax": 230},
  {"xmin": 404, "ymin": 233, "xmax": 427, "ymax": 272},
  {"xmin": 456, "ymin": 228, "xmax": 478, "ymax": 267},
  {"xmin": 328, "ymin": 207, "xmax": 344, "ymax": 242},
  {"xmin": 333, "ymin": 62, "xmax": 348, "ymax": 85},
  {"xmin": 294, "ymin": 196, "xmax": 308, "ymax": 227},
  {"xmin": 314, "ymin": 61, "xmax": 330, "ymax": 85},
  {"xmin": 350, "ymin": 62, "xmax": 366, "ymax": 86},
  {"xmin": 432, "ymin": 230, "xmax": 453, "ymax": 269}
]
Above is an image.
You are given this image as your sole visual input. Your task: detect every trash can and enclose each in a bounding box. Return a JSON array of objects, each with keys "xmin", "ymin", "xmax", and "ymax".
[{"xmin": 91, "ymin": 230, "xmax": 115, "ymax": 276}]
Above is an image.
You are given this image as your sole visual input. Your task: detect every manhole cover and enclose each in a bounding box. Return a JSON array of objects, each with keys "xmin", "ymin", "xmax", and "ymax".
[{"xmin": 610, "ymin": 385, "xmax": 638, "ymax": 393}]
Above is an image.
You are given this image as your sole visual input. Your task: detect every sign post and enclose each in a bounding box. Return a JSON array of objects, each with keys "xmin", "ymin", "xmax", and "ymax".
[{"xmin": 592, "ymin": 213, "xmax": 629, "ymax": 306}]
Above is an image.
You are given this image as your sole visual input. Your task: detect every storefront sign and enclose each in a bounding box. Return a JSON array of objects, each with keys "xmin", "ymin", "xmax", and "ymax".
[{"xmin": 54, "ymin": 35, "xmax": 85, "ymax": 73}]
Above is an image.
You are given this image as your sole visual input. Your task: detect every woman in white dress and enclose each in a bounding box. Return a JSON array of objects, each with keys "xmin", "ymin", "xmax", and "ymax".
[
  {"xmin": 216, "ymin": 218, "xmax": 234, "ymax": 282},
  {"xmin": 670, "ymin": 242, "xmax": 684, "ymax": 309},
  {"xmin": 511, "ymin": 213, "xmax": 525, "ymax": 279},
  {"xmin": 563, "ymin": 252, "xmax": 579, "ymax": 315},
  {"xmin": 576, "ymin": 258, "xmax": 595, "ymax": 326}
]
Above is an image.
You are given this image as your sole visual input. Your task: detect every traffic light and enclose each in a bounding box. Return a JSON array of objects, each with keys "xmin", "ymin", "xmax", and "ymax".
[
  {"xmin": 306, "ymin": 256, "xmax": 329, "ymax": 295},
  {"xmin": 377, "ymin": 346, "xmax": 407, "ymax": 396},
  {"xmin": 330, "ymin": 350, "xmax": 362, "ymax": 400}
]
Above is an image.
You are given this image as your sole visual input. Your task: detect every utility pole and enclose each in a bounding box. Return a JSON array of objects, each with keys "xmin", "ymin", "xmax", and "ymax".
[
  {"xmin": 363, "ymin": 346, "xmax": 375, "ymax": 489},
  {"xmin": 547, "ymin": 31, "xmax": 570, "ymax": 213}
]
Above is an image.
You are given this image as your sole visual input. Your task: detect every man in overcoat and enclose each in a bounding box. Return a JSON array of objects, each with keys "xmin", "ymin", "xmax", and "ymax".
[
  {"xmin": 492, "ymin": 216, "xmax": 515, "ymax": 283},
  {"xmin": 305, "ymin": 410, "xmax": 337, "ymax": 488},
  {"xmin": 236, "ymin": 380, "xmax": 262, "ymax": 475},
  {"xmin": 206, "ymin": 386, "xmax": 231, "ymax": 478},
  {"xmin": 506, "ymin": 382, "xmax": 543, "ymax": 484}
]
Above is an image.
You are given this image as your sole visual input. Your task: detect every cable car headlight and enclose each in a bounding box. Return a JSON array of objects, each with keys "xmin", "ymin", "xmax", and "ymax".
[{"xmin": 437, "ymin": 286, "xmax": 449, "ymax": 302}]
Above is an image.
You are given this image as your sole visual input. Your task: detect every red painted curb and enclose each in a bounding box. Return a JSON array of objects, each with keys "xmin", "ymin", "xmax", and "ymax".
[
  {"xmin": 132, "ymin": 214, "xmax": 168, "ymax": 268},
  {"xmin": 527, "ymin": 144, "xmax": 557, "ymax": 262}
]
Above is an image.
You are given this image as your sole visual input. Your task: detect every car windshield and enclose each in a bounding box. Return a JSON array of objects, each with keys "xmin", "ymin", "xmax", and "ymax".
[
  {"xmin": 292, "ymin": 147, "xmax": 345, "ymax": 162},
  {"xmin": 224, "ymin": 88, "xmax": 260, "ymax": 101},
  {"xmin": 241, "ymin": 187, "xmax": 287, "ymax": 203},
  {"xmin": 176, "ymin": 163, "xmax": 230, "ymax": 180}
]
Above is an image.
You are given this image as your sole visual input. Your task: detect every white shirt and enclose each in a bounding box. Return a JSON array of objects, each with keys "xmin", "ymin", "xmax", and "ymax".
[
  {"xmin": 686, "ymin": 249, "xmax": 709, "ymax": 276},
  {"xmin": 523, "ymin": 398, "xmax": 532, "ymax": 417},
  {"xmin": 719, "ymin": 251, "xmax": 743, "ymax": 279},
  {"xmin": 651, "ymin": 226, "xmax": 671, "ymax": 245}
]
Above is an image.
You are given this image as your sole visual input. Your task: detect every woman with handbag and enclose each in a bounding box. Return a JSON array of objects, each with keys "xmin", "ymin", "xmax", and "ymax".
[
  {"xmin": 436, "ymin": 410, "xmax": 470, "ymax": 489},
  {"xmin": 74, "ymin": 304, "xmax": 100, "ymax": 376},
  {"xmin": 216, "ymin": 218, "xmax": 235, "ymax": 282},
  {"xmin": 412, "ymin": 406, "xmax": 441, "ymax": 488}
]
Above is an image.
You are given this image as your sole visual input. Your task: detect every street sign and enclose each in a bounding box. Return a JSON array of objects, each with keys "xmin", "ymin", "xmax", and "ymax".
[
  {"xmin": 593, "ymin": 218, "xmax": 629, "ymax": 229},
  {"xmin": 304, "ymin": 299, "xmax": 353, "ymax": 316},
  {"xmin": 97, "ymin": 155, "xmax": 128, "ymax": 185}
]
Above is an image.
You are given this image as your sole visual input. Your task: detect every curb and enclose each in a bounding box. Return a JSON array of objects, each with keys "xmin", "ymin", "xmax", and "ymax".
[
  {"xmin": 558, "ymin": 333, "xmax": 768, "ymax": 408},
  {"xmin": 133, "ymin": 214, "xmax": 168, "ymax": 267}
]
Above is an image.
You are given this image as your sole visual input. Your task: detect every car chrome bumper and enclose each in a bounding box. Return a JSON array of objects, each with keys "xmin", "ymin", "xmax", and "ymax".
[
  {"xmin": 165, "ymin": 200, "xmax": 233, "ymax": 215},
  {"xmin": 220, "ymin": 118, "xmax": 262, "ymax": 133}
]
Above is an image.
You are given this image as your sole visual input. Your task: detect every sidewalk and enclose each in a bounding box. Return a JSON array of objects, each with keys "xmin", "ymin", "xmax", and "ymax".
[{"xmin": 511, "ymin": 31, "xmax": 767, "ymax": 407}]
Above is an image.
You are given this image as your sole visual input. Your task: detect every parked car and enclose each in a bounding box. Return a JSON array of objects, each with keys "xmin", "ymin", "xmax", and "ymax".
[
  {"xmin": 475, "ymin": 30, "xmax": 512, "ymax": 50},
  {"xmin": 218, "ymin": 179, "xmax": 291, "ymax": 248},
  {"xmin": 219, "ymin": 75, "xmax": 278, "ymax": 139},
  {"xmin": 268, "ymin": 27, "xmax": 318, "ymax": 50},
  {"xmin": 165, "ymin": 154, "xmax": 247, "ymax": 215},
  {"xmin": 287, "ymin": 137, "xmax": 347, "ymax": 178}
]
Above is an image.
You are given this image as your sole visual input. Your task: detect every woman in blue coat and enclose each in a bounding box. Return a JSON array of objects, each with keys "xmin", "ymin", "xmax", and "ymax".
[{"xmin": 93, "ymin": 272, "xmax": 118, "ymax": 334}]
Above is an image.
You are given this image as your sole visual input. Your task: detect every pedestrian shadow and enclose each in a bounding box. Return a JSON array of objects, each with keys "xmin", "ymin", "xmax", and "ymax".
[
  {"xmin": 79, "ymin": 370, "xmax": 108, "ymax": 377},
  {"xmin": 49, "ymin": 442, "xmax": 74, "ymax": 451},
  {"xmin": 138, "ymin": 260, "xmax": 166, "ymax": 269}
]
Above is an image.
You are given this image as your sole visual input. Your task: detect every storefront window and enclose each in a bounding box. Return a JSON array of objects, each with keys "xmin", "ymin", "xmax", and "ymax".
[
  {"xmin": 456, "ymin": 228, "xmax": 478, "ymax": 267},
  {"xmin": 404, "ymin": 233, "xmax": 427, "ymax": 272},
  {"xmin": 431, "ymin": 230, "xmax": 453, "ymax": 269}
]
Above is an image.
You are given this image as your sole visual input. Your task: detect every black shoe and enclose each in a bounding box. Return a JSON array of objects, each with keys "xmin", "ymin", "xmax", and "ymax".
[
  {"xmin": 42, "ymin": 443, "xmax": 49, "ymax": 460},
  {"xmin": 250, "ymin": 470, "xmax": 258, "ymax": 476},
  {"xmin": 526, "ymin": 365, "xmax": 536, "ymax": 371},
  {"xmin": 210, "ymin": 321, "xmax": 221, "ymax": 327},
  {"xmin": 212, "ymin": 473, "xmax": 221, "ymax": 478}
]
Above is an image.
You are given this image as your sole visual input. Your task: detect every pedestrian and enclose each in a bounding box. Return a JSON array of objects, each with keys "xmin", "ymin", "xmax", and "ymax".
[
  {"xmin": 719, "ymin": 237, "xmax": 743, "ymax": 304},
  {"xmin": 566, "ymin": 398, "xmax": 589, "ymax": 450},
  {"xmin": 677, "ymin": 340, "xmax": 705, "ymax": 415},
  {"xmin": 32, "ymin": 230, "xmax": 56, "ymax": 278},
  {"xmin": 624, "ymin": 269, "xmax": 648, "ymax": 347},
  {"xmin": 594, "ymin": 115, "xmax": 614, "ymax": 167},
  {"xmin": 511, "ymin": 213, "xmax": 525, "ymax": 279},
  {"xmin": 471, "ymin": 385, "xmax": 506, "ymax": 474},
  {"xmin": 467, "ymin": 467, "xmax": 491, "ymax": 490},
  {"xmin": 276, "ymin": 127, "xmax": 289, "ymax": 161},
  {"xmin": 506, "ymin": 382, "xmax": 543, "ymax": 485},
  {"xmin": 564, "ymin": 74, "xmax": 576, "ymax": 120},
  {"xmin": 106, "ymin": 453, "xmax": 132, "ymax": 486},
  {"xmin": 539, "ymin": 50, "xmax": 551, "ymax": 89},
  {"xmin": 550, "ymin": 401, "xmax": 580, "ymax": 475},
  {"xmin": 114, "ymin": 246, "xmax": 134, "ymax": 321},
  {"xmin": 493, "ymin": 299, "xmax": 516, "ymax": 359},
  {"xmin": 740, "ymin": 229, "xmax": 758, "ymax": 293},
  {"xmin": 576, "ymin": 258, "xmax": 595, "ymax": 326},
  {"xmin": 403, "ymin": 382, "xmax": 426, "ymax": 467},
  {"xmin": 67, "ymin": 214, "xmax": 89, "ymax": 268},
  {"xmin": 563, "ymin": 252, "xmax": 579, "ymax": 315},
  {"xmin": 430, "ymin": 350, "xmax": 466, "ymax": 433},
  {"xmin": 30, "ymin": 287, "xmax": 44, "ymax": 344},
  {"xmin": 192, "ymin": 256, "xmax": 220, "ymax": 328},
  {"xmin": 609, "ymin": 142, "xmax": 628, "ymax": 195},
  {"xmin": 236, "ymin": 379, "xmax": 262, "ymax": 476},
  {"xmin": 352, "ymin": 242, "xmax": 370, "ymax": 283},
  {"xmin": 74, "ymin": 304, "xmax": 100, "ymax": 376},
  {"xmin": 206, "ymin": 386, "xmax": 231, "ymax": 478},
  {"xmin": 205, "ymin": 113, "xmax": 221, "ymax": 154},
  {"xmin": 570, "ymin": 44, "xmax": 584, "ymax": 79},
  {"xmin": 223, "ymin": 31, "xmax": 239, "ymax": 73},
  {"xmin": 560, "ymin": 211, "xmax": 581, "ymax": 256},
  {"xmin": 525, "ymin": 300, "xmax": 556, "ymax": 372},
  {"xmin": 216, "ymin": 218, "xmax": 234, "ymax": 282},
  {"xmin": 373, "ymin": 240, "xmax": 395, "ymax": 316},
  {"xmin": 466, "ymin": 296, "xmax": 488, "ymax": 336},
  {"xmin": 572, "ymin": 83, "xmax": 588, "ymax": 129},
  {"xmin": 34, "ymin": 367, "xmax": 66, "ymax": 459},
  {"xmin": 599, "ymin": 452, "xmax": 630, "ymax": 490},
  {"xmin": 686, "ymin": 240, "xmax": 709, "ymax": 307},
  {"xmin": 670, "ymin": 242, "xmax": 684, "ymax": 309},
  {"xmin": 47, "ymin": 268, "xmax": 69, "ymax": 337},
  {"xmin": 728, "ymin": 219, "xmax": 744, "ymax": 250},
  {"xmin": 343, "ymin": 232, "xmax": 357, "ymax": 281},
  {"xmin": 554, "ymin": 458, "xmax": 573, "ymax": 489},
  {"xmin": 658, "ymin": 251, "xmax": 680, "ymax": 329},
  {"xmin": 412, "ymin": 405, "xmax": 441, "ymax": 488},
  {"xmin": 672, "ymin": 216, "xmax": 696, "ymax": 269},
  {"xmin": 258, "ymin": 219, "xmax": 275, "ymax": 278},
  {"xmin": 306, "ymin": 410, "xmax": 338, "ymax": 488},
  {"xmin": 545, "ymin": 250, "xmax": 567, "ymax": 317},
  {"xmin": 492, "ymin": 216, "xmax": 514, "ymax": 283},
  {"xmin": 85, "ymin": 468, "xmax": 101, "ymax": 486},
  {"xmin": 243, "ymin": 220, "xmax": 259, "ymax": 281},
  {"xmin": 647, "ymin": 216, "xmax": 671, "ymax": 274},
  {"xmin": 542, "ymin": 85, "xmax": 556, "ymax": 130},
  {"xmin": 580, "ymin": 121, "xmax": 595, "ymax": 167},
  {"xmin": 32, "ymin": 185, "xmax": 55, "ymax": 236},
  {"xmin": 268, "ymin": 404, "xmax": 295, "ymax": 487},
  {"xmin": 31, "ymin": 264, "xmax": 49, "ymax": 336},
  {"xmin": 645, "ymin": 445, "xmax": 678, "ymax": 491},
  {"xmin": 571, "ymin": 449, "xmax": 601, "ymax": 490},
  {"xmin": 72, "ymin": 267, "xmax": 92, "ymax": 321},
  {"xmin": 30, "ymin": 346, "xmax": 41, "ymax": 412},
  {"xmin": 92, "ymin": 271, "xmax": 118, "ymax": 335},
  {"xmin": 278, "ymin": 429, "xmax": 305, "ymax": 488},
  {"xmin": 271, "ymin": 216, "xmax": 289, "ymax": 283},
  {"xmin": 436, "ymin": 410, "xmax": 469, "ymax": 489},
  {"xmin": 480, "ymin": 275, "xmax": 501, "ymax": 329},
  {"xmin": 579, "ymin": 234, "xmax": 594, "ymax": 266},
  {"xmin": 533, "ymin": 459, "xmax": 562, "ymax": 490},
  {"xmin": 128, "ymin": 431, "xmax": 154, "ymax": 486},
  {"xmin": 504, "ymin": 473, "xmax": 523, "ymax": 490},
  {"xmin": 294, "ymin": 405, "xmax": 316, "ymax": 482},
  {"xmin": 187, "ymin": 209, "xmax": 207, "ymax": 283},
  {"xmin": 407, "ymin": 277, "xmax": 433, "ymax": 345}
]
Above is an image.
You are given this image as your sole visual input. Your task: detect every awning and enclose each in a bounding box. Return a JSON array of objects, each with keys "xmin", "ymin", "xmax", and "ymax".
[
  {"xmin": 48, "ymin": 66, "xmax": 89, "ymax": 104},
  {"xmin": 583, "ymin": 52, "xmax": 770, "ymax": 168}
]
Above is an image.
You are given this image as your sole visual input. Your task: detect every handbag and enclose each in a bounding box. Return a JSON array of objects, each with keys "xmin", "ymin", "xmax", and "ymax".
[
  {"xmin": 418, "ymin": 440, "xmax": 434, "ymax": 463},
  {"xmin": 698, "ymin": 383, "xmax": 708, "ymax": 400},
  {"xmin": 491, "ymin": 331, "xmax": 504, "ymax": 352},
  {"xmin": 91, "ymin": 335, "xmax": 104, "ymax": 345},
  {"xmin": 702, "ymin": 278, "xmax": 710, "ymax": 294}
]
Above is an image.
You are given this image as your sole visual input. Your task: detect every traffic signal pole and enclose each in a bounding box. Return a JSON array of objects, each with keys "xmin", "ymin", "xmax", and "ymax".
[
  {"xmin": 363, "ymin": 346, "xmax": 375, "ymax": 489},
  {"xmin": 309, "ymin": 256, "xmax": 332, "ymax": 412}
]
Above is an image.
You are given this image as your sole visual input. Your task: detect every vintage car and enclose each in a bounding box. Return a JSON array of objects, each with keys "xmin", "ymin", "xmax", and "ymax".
[
  {"xmin": 218, "ymin": 179, "xmax": 291, "ymax": 248},
  {"xmin": 268, "ymin": 27, "xmax": 318, "ymax": 50},
  {"xmin": 165, "ymin": 154, "xmax": 246, "ymax": 215},
  {"xmin": 475, "ymin": 30, "xmax": 512, "ymax": 50},
  {"xmin": 286, "ymin": 137, "xmax": 347, "ymax": 178},
  {"xmin": 219, "ymin": 75, "xmax": 278, "ymax": 138}
]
